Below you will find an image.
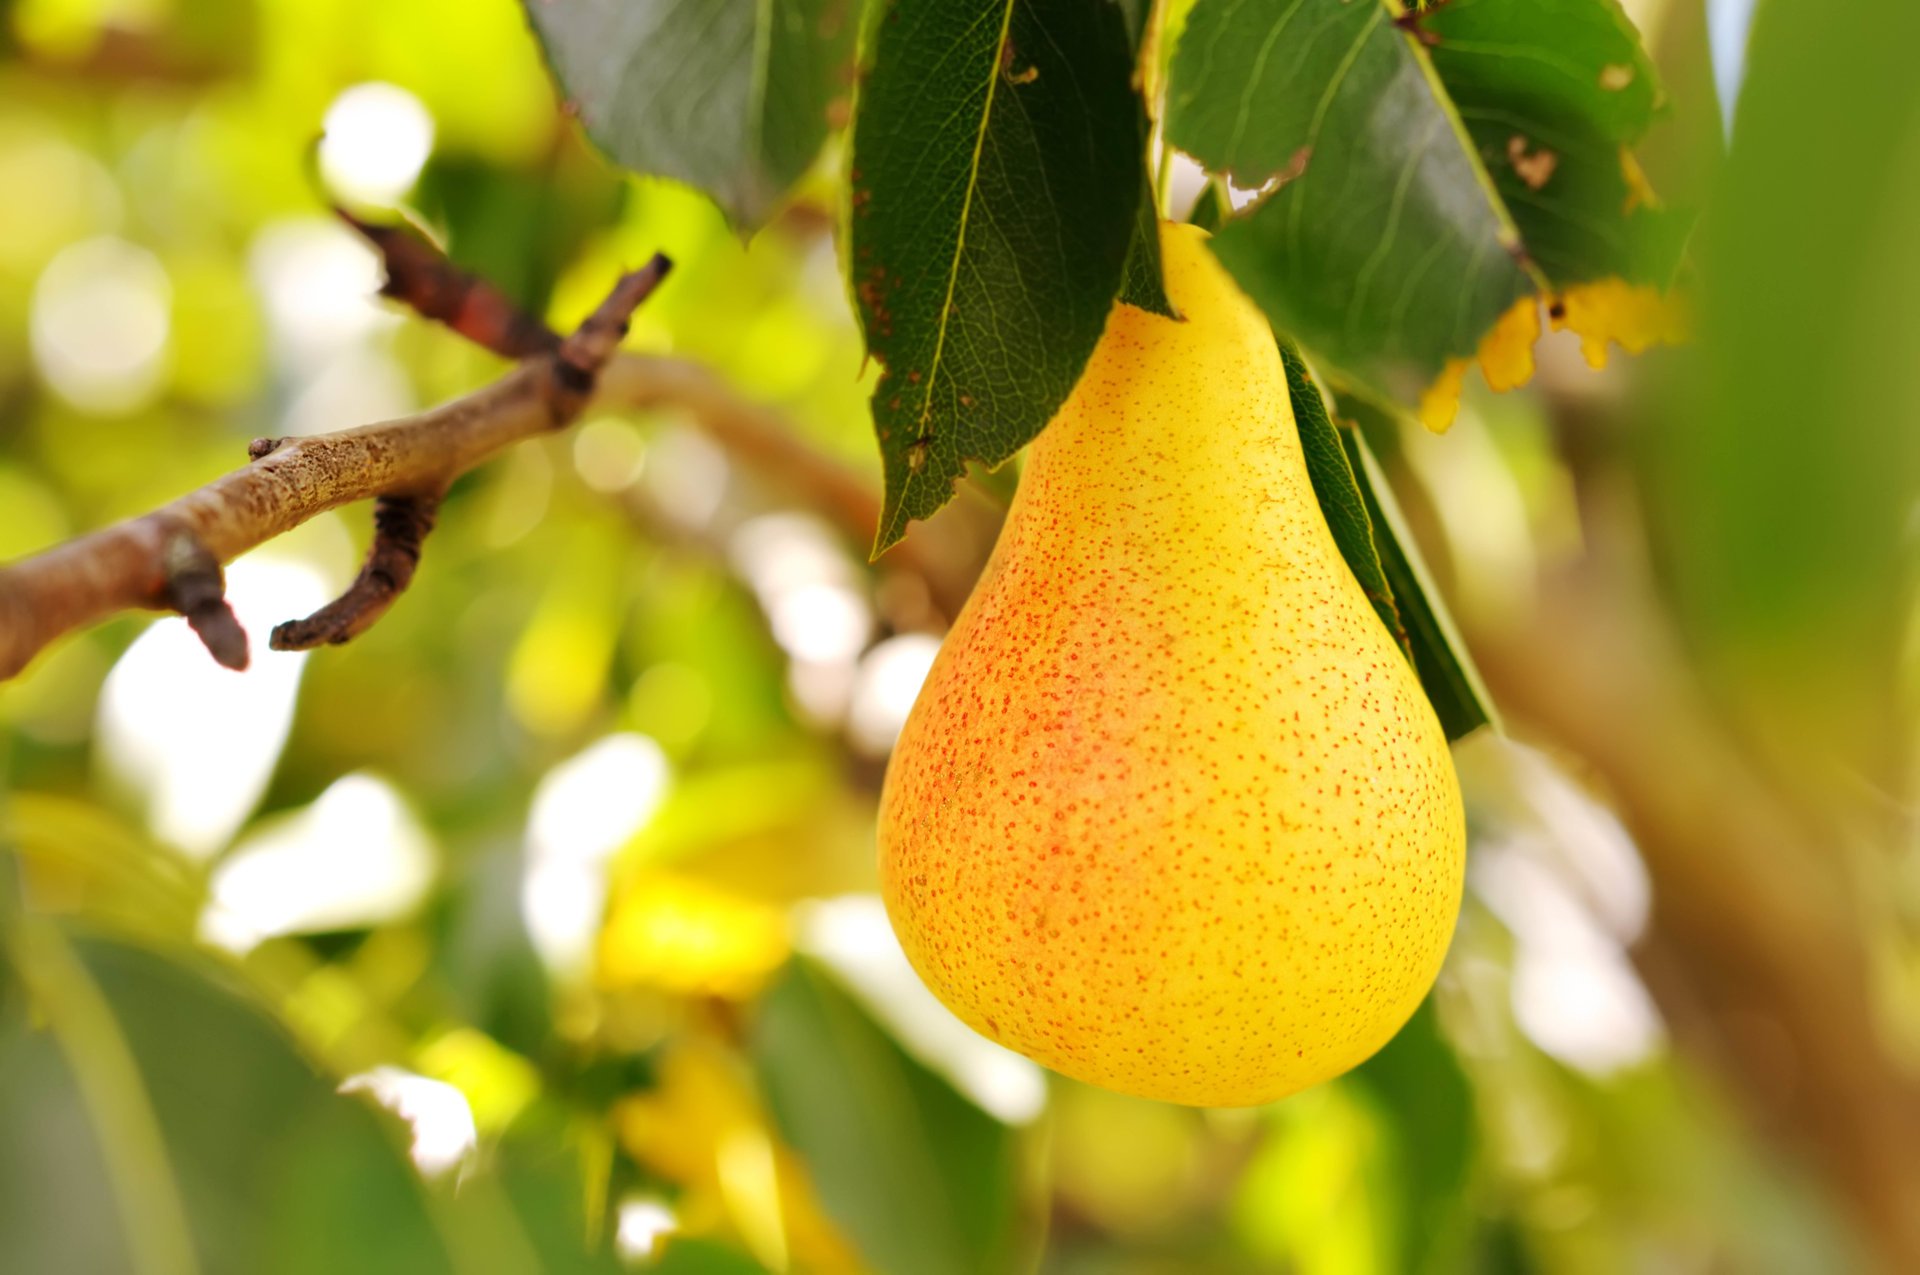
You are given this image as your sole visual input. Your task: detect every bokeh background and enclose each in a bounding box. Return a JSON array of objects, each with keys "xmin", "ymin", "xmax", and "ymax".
[{"xmin": 2, "ymin": 0, "xmax": 1917, "ymax": 1272}]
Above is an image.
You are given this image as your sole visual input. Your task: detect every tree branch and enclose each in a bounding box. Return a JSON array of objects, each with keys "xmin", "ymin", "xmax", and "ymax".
[{"xmin": 0, "ymin": 332, "xmax": 949, "ymax": 681}]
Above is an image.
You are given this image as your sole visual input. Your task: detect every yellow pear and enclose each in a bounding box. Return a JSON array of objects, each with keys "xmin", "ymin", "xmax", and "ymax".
[{"xmin": 877, "ymin": 222, "xmax": 1466, "ymax": 1107}]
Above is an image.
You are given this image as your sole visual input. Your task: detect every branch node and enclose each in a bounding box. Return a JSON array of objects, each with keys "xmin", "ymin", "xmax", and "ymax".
[
  {"xmin": 548, "ymin": 254, "xmax": 674, "ymax": 426},
  {"xmin": 270, "ymin": 491, "xmax": 444, "ymax": 652},
  {"xmin": 161, "ymin": 531, "xmax": 249, "ymax": 671},
  {"xmin": 248, "ymin": 436, "xmax": 283, "ymax": 460}
]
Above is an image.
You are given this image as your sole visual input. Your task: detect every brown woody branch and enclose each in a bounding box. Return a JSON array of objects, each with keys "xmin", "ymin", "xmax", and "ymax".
[
  {"xmin": 337, "ymin": 209, "xmax": 559, "ymax": 361},
  {"xmin": 263, "ymin": 235, "xmax": 672, "ymax": 652},
  {"xmin": 0, "ymin": 337, "xmax": 941, "ymax": 681},
  {"xmin": 0, "ymin": 208, "xmax": 684, "ymax": 676},
  {"xmin": 0, "ymin": 204, "xmax": 983, "ymax": 681}
]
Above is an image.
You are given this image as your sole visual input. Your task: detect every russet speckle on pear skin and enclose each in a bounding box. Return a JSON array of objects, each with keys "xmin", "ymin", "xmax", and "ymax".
[{"xmin": 877, "ymin": 222, "xmax": 1466, "ymax": 1107}]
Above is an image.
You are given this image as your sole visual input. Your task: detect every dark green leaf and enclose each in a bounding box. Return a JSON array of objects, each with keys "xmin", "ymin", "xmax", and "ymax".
[
  {"xmin": 525, "ymin": 0, "xmax": 858, "ymax": 228},
  {"xmin": 1420, "ymin": 0, "xmax": 1687, "ymax": 287},
  {"xmin": 1119, "ymin": 172, "xmax": 1178, "ymax": 317},
  {"xmin": 1337, "ymin": 416, "xmax": 1497, "ymax": 740},
  {"xmin": 851, "ymin": 0, "xmax": 1147, "ymax": 550},
  {"xmin": 1187, "ymin": 180, "xmax": 1229, "ymax": 232},
  {"xmin": 750, "ymin": 960, "xmax": 1030, "ymax": 1275},
  {"xmin": 1167, "ymin": 0, "xmax": 1535, "ymax": 390},
  {"xmin": 1281, "ymin": 341, "xmax": 1410, "ymax": 662}
]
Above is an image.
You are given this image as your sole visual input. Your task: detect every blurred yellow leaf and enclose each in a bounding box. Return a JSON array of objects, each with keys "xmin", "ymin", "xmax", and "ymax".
[
  {"xmin": 1478, "ymin": 296, "xmax": 1542, "ymax": 393},
  {"xmin": 1552, "ymin": 278, "xmax": 1693, "ymax": 370},
  {"xmin": 1233, "ymin": 1086, "xmax": 1393, "ymax": 1275},
  {"xmin": 614, "ymin": 1043, "xmax": 864, "ymax": 1274},
  {"xmin": 1418, "ymin": 296, "xmax": 1543, "ymax": 432},
  {"xmin": 415, "ymin": 1027, "xmax": 541, "ymax": 1136},
  {"xmin": 1418, "ymin": 358, "xmax": 1470, "ymax": 434},
  {"xmin": 597, "ymin": 873, "xmax": 789, "ymax": 1000}
]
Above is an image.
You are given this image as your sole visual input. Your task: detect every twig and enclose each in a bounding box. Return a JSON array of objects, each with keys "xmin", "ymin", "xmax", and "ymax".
[
  {"xmin": 0, "ymin": 348, "xmax": 962, "ymax": 681},
  {"xmin": 271, "ymin": 250, "xmax": 669, "ymax": 658},
  {"xmin": 270, "ymin": 490, "xmax": 443, "ymax": 650},
  {"xmin": 336, "ymin": 209, "xmax": 558, "ymax": 360},
  {"xmin": 162, "ymin": 531, "xmax": 248, "ymax": 670}
]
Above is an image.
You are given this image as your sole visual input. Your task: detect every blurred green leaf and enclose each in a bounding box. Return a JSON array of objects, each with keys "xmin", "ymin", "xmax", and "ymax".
[
  {"xmin": 1350, "ymin": 1003, "xmax": 1478, "ymax": 1273},
  {"xmin": 750, "ymin": 960, "xmax": 1031, "ymax": 1275},
  {"xmin": 524, "ymin": 0, "xmax": 858, "ymax": 228},
  {"xmin": 1168, "ymin": 0, "xmax": 1534, "ymax": 391},
  {"xmin": 0, "ymin": 931, "xmax": 625, "ymax": 1275},
  {"xmin": 851, "ymin": 0, "xmax": 1147, "ymax": 550},
  {"xmin": 1421, "ymin": 0, "xmax": 1687, "ymax": 288},
  {"xmin": 1649, "ymin": 0, "xmax": 1920, "ymax": 786},
  {"xmin": 413, "ymin": 149, "xmax": 626, "ymax": 314},
  {"xmin": 652, "ymin": 1237, "xmax": 772, "ymax": 1274}
]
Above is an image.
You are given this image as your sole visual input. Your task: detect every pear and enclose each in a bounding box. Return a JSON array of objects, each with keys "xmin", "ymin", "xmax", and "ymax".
[{"xmin": 877, "ymin": 222, "xmax": 1466, "ymax": 1106}]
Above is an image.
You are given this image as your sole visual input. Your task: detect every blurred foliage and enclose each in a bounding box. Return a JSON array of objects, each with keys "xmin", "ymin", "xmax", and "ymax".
[{"xmin": 0, "ymin": 0, "xmax": 1907, "ymax": 1272}]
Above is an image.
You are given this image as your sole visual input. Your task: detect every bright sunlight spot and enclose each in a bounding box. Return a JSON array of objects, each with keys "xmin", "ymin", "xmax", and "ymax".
[
  {"xmin": 573, "ymin": 417, "xmax": 649, "ymax": 492},
  {"xmin": 319, "ymin": 82, "xmax": 435, "ymax": 206},
  {"xmin": 637, "ymin": 425, "xmax": 729, "ymax": 529},
  {"xmin": 731, "ymin": 512, "xmax": 875, "ymax": 728},
  {"xmin": 248, "ymin": 217, "xmax": 392, "ymax": 371},
  {"xmin": 523, "ymin": 733, "xmax": 672, "ymax": 976},
  {"xmin": 30, "ymin": 236, "xmax": 170, "ymax": 413},
  {"xmin": 339, "ymin": 1067, "xmax": 477, "ymax": 1179},
  {"xmin": 96, "ymin": 555, "xmax": 331, "ymax": 858},
  {"xmin": 200, "ymin": 774, "xmax": 437, "ymax": 953},
  {"xmin": 615, "ymin": 1197, "xmax": 679, "ymax": 1263},
  {"xmin": 847, "ymin": 634, "xmax": 940, "ymax": 757}
]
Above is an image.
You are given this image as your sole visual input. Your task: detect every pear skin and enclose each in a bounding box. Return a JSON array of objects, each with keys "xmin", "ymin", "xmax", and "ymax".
[{"xmin": 877, "ymin": 222, "xmax": 1466, "ymax": 1107}]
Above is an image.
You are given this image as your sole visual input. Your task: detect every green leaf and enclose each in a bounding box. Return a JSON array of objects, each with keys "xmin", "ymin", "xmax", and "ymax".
[
  {"xmin": 1283, "ymin": 342, "xmax": 1491, "ymax": 739},
  {"xmin": 1648, "ymin": 0, "xmax": 1920, "ymax": 785},
  {"xmin": 1282, "ymin": 341, "xmax": 1410, "ymax": 664},
  {"xmin": 1187, "ymin": 179, "xmax": 1229, "ymax": 232},
  {"xmin": 525, "ymin": 0, "xmax": 858, "ymax": 228},
  {"xmin": 1349, "ymin": 1002, "xmax": 1480, "ymax": 1272},
  {"xmin": 1419, "ymin": 0, "xmax": 1687, "ymax": 287},
  {"xmin": 1120, "ymin": 173, "xmax": 1178, "ymax": 318},
  {"xmin": 1167, "ymin": 0, "xmax": 1536, "ymax": 389},
  {"xmin": 1337, "ymin": 411, "xmax": 1497, "ymax": 740},
  {"xmin": 0, "ymin": 929, "xmax": 623, "ymax": 1275},
  {"xmin": 850, "ymin": 0, "xmax": 1147, "ymax": 551},
  {"xmin": 750, "ymin": 960, "xmax": 1031, "ymax": 1275}
]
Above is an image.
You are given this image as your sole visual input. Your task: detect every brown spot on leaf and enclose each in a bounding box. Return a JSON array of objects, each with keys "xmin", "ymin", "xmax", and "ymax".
[
  {"xmin": 999, "ymin": 38, "xmax": 1039, "ymax": 85},
  {"xmin": 1506, "ymin": 135, "xmax": 1558, "ymax": 190},
  {"xmin": 1599, "ymin": 63, "xmax": 1635, "ymax": 91}
]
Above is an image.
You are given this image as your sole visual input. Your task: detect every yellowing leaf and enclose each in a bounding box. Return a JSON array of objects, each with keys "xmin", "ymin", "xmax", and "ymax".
[
  {"xmin": 1416, "ymin": 276, "xmax": 1687, "ymax": 428},
  {"xmin": 614, "ymin": 1044, "xmax": 865, "ymax": 1274},
  {"xmin": 1417, "ymin": 359, "xmax": 1471, "ymax": 434},
  {"xmin": 1552, "ymin": 278, "xmax": 1693, "ymax": 369},
  {"xmin": 1418, "ymin": 296, "xmax": 1542, "ymax": 432},
  {"xmin": 1476, "ymin": 297, "xmax": 1542, "ymax": 393},
  {"xmin": 597, "ymin": 874, "xmax": 790, "ymax": 999},
  {"xmin": 1620, "ymin": 147, "xmax": 1659, "ymax": 215}
]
